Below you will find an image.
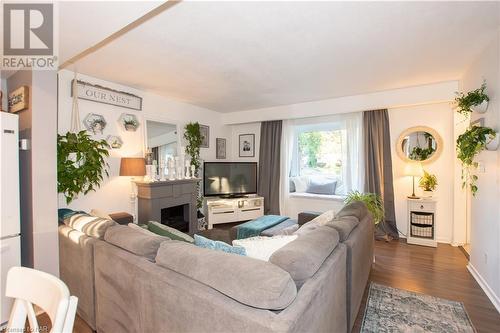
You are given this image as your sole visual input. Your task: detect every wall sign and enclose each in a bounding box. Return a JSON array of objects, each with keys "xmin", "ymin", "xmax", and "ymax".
[
  {"xmin": 71, "ymin": 80, "xmax": 142, "ymax": 111},
  {"xmin": 8, "ymin": 86, "xmax": 29, "ymax": 113}
]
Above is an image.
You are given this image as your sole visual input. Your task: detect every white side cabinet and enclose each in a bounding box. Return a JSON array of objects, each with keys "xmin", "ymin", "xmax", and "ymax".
[
  {"xmin": 205, "ymin": 196, "xmax": 264, "ymax": 229},
  {"xmin": 407, "ymin": 199, "xmax": 437, "ymax": 247}
]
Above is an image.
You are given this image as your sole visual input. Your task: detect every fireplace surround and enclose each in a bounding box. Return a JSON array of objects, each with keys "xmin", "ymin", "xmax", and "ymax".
[{"xmin": 135, "ymin": 178, "xmax": 200, "ymax": 234}]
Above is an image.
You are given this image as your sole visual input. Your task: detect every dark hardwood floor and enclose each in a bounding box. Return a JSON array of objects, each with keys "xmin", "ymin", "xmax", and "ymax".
[
  {"xmin": 352, "ymin": 240, "xmax": 500, "ymax": 333},
  {"xmin": 34, "ymin": 240, "xmax": 500, "ymax": 333}
]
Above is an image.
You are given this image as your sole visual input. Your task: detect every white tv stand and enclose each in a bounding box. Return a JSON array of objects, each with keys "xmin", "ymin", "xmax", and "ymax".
[{"xmin": 204, "ymin": 196, "xmax": 264, "ymax": 229}]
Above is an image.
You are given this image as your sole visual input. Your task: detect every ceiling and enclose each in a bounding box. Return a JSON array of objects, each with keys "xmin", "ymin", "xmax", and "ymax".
[
  {"xmin": 59, "ymin": 1, "xmax": 163, "ymax": 65},
  {"xmin": 68, "ymin": 1, "xmax": 499, "ymax": 113}
]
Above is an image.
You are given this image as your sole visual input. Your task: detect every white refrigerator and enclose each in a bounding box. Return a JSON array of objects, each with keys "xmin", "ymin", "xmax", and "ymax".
[{"xmin": 0, "ymin": 112, "xmax": 21, "ymax": 325}]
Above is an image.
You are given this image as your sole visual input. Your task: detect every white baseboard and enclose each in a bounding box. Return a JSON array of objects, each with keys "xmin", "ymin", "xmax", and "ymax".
[{"xmin": 467, "ymin": 263, "xmax": 500, "ymax": 314}]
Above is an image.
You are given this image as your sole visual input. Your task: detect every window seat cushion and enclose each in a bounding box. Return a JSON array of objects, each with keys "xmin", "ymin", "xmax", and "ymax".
[{"xmin": 289, "ymin": 192, "xmax": 345, "ymax": 202}]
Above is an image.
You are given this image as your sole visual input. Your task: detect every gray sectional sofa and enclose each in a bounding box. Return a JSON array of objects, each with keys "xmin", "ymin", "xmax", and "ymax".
[{"xmin": 58, "ymin": 201, "xmax": 374, "ymax": 333}]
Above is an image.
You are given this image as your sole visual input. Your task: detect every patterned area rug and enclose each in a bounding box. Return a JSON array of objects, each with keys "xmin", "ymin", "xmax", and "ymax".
[{"xmin": 361, "ymin": 283, "xmax": 476, "ymax": 333}]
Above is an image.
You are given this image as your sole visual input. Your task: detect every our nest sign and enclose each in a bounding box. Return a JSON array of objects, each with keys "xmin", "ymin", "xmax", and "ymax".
[{"xmin": 71, "ymin": 80, "xmax": 142, "ymax": 111}]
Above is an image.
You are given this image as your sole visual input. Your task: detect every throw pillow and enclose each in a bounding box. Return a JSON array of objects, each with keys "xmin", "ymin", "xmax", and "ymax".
[
  {"xmin": 194, "ymin": 234, "xmax": 246, "ymax": 256},
  {"xmin": 148, "ymin": 221, "xmax": 194, "ymax": 243},
  {"xmin": 58, "ymin": 208, "xmax": 86, "ymax": 224},
  {"xmin": 232, "ymin": 235, "xmax": 298, "ymax": 261},
  {"xmin": 306, "ymin": 178, "xmax": 337, "ymax": 195},
  {"xmin": 64, "ymin": 213, "xmax": 116, "ymax": 239},
  {"xmin": 128, "ymin": 223, "xmax": 157, "ymax": 236},
  {"xmin": 291, "ymin": 176, "xmax": 308, "ymax": 193},
  {"xmin": 90, "ymin": 208, "xmax": 112, "ymax": 220}
]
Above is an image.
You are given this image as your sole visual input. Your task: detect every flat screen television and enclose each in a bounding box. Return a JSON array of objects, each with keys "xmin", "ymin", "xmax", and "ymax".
[{"xmin": 203, "ymin": 162, "xmax": 258, "ymax": 197}]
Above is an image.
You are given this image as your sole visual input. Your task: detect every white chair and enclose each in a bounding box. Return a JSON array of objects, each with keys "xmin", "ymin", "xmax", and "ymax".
[{"xmin": 5, "ymin": 266, "xmax": 78, "ymax": 333}]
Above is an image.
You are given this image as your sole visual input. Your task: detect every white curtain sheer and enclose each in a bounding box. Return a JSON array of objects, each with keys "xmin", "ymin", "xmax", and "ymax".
[
  {"xmin": 279, "ymin": 120, "xmax": 294, "ymax": 216},
  {"xmin": 279, "ymin": 112, "xmax": 364, "ymax": 216}
]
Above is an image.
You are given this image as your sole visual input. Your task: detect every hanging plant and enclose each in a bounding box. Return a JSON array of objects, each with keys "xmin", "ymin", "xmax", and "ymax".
[
  {"xmin": 58, "ymin": 131, "xmax": 110, "ymax": 204},
  {"xmin": 456, "ymin": 126, "xmax": 496, "ymax": 196},
  {"xmin": 454, "ymin": 82, "xmax": 489, "ymax": 116},
  {"xmin": 184, "ymin": 122, "xmax": 203, "ymax": 208}
]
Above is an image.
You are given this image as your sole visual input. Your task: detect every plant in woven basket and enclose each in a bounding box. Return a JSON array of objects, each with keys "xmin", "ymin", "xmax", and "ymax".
[
  {"xmin": 454, "ymin": 82, "xmax": 489, "ymax": 116},
  {"xmin": 345, "ymin": 191, "xmax": 384, "ymax": 225},
  {"xmin": 456, "ymin": 126, "xmax": 496, "ymax": 196},
  {"xmin": 58, "ymin": 131, "xmax": 110, "ymax": 204}
]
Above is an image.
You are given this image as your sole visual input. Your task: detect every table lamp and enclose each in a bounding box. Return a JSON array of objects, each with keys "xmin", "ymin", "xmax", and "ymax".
[
  {"xmin": 404, "ymin": 161, "xmax": 423, "ymax": 199},
  {"xmin": 120, "ymin": 157, "xmax": 146, "ymax": 220}
]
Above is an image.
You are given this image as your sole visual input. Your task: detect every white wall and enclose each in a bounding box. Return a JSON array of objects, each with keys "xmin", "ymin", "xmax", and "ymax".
[
  {"xmin": 58, "ymin": 70, "xmax": 231, "ymax": 215},
  {"xmin": 389, "ymin": 103, "xmax": 455, "ymax": 243},
  {"xmin": 228, "ymin": 96, "xmax": 457, "ymax": 226},
  {"xmin": 461, "ymin": 32, "xmax": 500, "ymax": 311}
]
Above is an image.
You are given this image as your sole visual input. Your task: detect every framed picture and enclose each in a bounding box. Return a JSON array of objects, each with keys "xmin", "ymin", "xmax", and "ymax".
[
  {"xmin": 239, "ymin": 134, "xmax": 255, "ymax": 157},
  {"xmin": 200, "ymin": 125, "xmax": 209, "ymax": 148},
  {"xmin": 216, "ymin": 138, "xmax": 226, "ymax": 159}
]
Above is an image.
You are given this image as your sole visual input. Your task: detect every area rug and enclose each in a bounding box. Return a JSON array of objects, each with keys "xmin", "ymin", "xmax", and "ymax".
[{"xmin": 361, "ymin": 283, "xmax": 476, "ymax": 333}]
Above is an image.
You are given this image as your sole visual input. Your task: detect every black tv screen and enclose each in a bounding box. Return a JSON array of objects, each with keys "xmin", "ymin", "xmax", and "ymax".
[{"xmin": 204, "ymin": 162, "xmax": 258, "ymax": 197}]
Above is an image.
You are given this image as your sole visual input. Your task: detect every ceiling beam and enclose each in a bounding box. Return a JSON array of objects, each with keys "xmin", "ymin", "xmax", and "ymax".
[{"xmin": 60, "ymin": 1, "xmax": 181, "ymax": 70}]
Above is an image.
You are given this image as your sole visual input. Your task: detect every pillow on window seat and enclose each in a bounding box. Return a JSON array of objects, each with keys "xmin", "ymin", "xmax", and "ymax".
[{"xmin": 306, "ymin": 178, "xmax": 337, "ymax": 195}]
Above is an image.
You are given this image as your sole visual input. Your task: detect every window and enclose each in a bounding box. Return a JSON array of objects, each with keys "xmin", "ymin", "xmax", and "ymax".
[
  {"xmin": 297, "ymin": 129, "xmax": 344, "ymax": 179},
  {"xmin": 286, "ymin": 113, "xmax": 363, "ymax": 196}
]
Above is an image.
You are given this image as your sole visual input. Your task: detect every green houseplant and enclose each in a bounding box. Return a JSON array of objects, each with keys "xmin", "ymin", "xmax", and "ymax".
[
  {"xmin": 345, "ymin": 191, "xmax": 384, "ymax": 225},
  {"xmin": 456, "ymin": 126, "xmax": 496, "ymax": 195},
  {"xmin": 419, "ymin": 170, "xmax": 438, "ymax": 197},
  {"xmin": 184, "ymin": 122, "xmax": 203, "ymax": 209},
  {"xmin": 123, "ymin": 118, "xmax": 139, "ymax": 131},
  {"xmin": 455, "ymin": 82, "xmax": 489, "ymax": 116},
  {"xmin": 58, "ymin": 131, "xmax": 110, "ymax": 204}
]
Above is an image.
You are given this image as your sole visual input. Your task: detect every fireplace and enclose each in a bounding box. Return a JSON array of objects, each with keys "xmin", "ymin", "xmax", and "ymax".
[
  {"xmin": 161, "ymin": 204, "xmax": 189, "ymax": 232},
  {"xmin": 135, "ymin": 178, "xmax": 199, "ymax": 235}
]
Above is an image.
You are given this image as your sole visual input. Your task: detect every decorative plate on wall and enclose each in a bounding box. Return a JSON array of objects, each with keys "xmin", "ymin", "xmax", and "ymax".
[
  {"xmin": 119, "ymin": 113, "xmax": 140, "ymax": 132},
  {"xmin": 83, "ymin": 113, "xmax": 107, "ymax": 135},
  {"xmin": 106, "ymin": 135, "xmax": 123, "ymax": 149}
]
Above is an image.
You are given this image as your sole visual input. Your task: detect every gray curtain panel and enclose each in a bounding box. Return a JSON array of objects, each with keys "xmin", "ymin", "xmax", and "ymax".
[
  {"xmin": 363, "ymin": 110, "xmax": 398, "ymax": 240},
  {"xmin": 258, "ymin": 120, "xmax": 283, "ymax": 215}
]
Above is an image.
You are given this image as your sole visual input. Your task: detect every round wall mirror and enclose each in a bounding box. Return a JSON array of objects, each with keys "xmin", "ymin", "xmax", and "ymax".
[{"xmin": 396, "ymin": 126, "xmax": 443, "ymax": 164}]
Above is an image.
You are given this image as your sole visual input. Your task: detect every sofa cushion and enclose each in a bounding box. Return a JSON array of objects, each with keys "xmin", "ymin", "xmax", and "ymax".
[
  {"xmin": 194, "ymin": 234, "xmax": 246, "ymax": 256},
  {"xmin": 148, "ymin": 221, "xmax": 194, "ymax": 243},
  {"xmin": 327, "ymin": 216, "xmax": 360, "ymax": 241},
  {"xmin": 306, "ymin": 178, "xmax": 337, "ymax": 195},
  {"xmin": 295, "ymin": 210, "xmax": 335, "ymax": 236},
  {"xmin": 64, "ymin": 213, "xmax": 116, "ymax": 239},
  {"xmin": 336, "ymin": 201, "xmax": 369, "ymax": 220},
  {"xmin": 232, "ymin": 235, "xmax": 297, "ymax": 261},
  {"xmin": 270, "ymin": 226, "xmax": 339, "ymax": 287},
  {"xmin": 104, "ymin": 225, "xmax": 169, "ymax": 261},
  {"xmin": 155, "ymin": 241, "xmax": 297, "ymax": 310}
]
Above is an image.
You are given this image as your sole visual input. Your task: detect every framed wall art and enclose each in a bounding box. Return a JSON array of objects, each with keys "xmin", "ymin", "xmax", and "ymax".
[
  {"xmin": 239, "ymin": 134, "xmax": 255, "ymax": 157},
  {"xmin": 216, "ymin": 138, "xmax": 226, "ymax": 159}
]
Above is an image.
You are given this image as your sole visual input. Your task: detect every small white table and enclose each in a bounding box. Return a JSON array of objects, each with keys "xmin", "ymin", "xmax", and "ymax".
[{"xmin": 407, "ymin": 198, "xmax": 437, "ymax": 247}]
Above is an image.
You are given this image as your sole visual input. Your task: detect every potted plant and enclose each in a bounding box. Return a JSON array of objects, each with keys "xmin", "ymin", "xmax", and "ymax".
[
  {"xmin": 345, "ymin": 191, "xmax": 384, "ymax": 225},
  {"xmin": 419, "ymin": 170, "xmax": 437, "ymax": 197},
  {"xmin": 455, "ymin": 82, "xmax": 490, "ymax": 116},
  {"xmin": 123, "ymin": 118, "xmax": 139, "ymax": 131},
  {"xmin": 58, "ymin": 131, "xmax": 110, "ymax": 203},
  {"xmin": 184, "ymin": 122, "xmax": 205, "ymax": 228},
  {"xmin": 456, "ymin": 126, "xmax": 497, "ymax": 196}
]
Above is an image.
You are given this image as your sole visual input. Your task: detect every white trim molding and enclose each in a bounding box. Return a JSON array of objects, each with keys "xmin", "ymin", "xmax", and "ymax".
[{"xmin": 467, "ymin": 263, "xmax": 500, "ymax": 314}]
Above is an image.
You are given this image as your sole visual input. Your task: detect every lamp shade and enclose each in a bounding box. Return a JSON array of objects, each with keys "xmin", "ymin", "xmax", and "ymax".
[
  {"xmin": 404, "ymin": 162, "xmax": 423, "ymax": 177},
  {"xmin": 119, "ymin": 157, "xmax": 146, "ymax": 176}
]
